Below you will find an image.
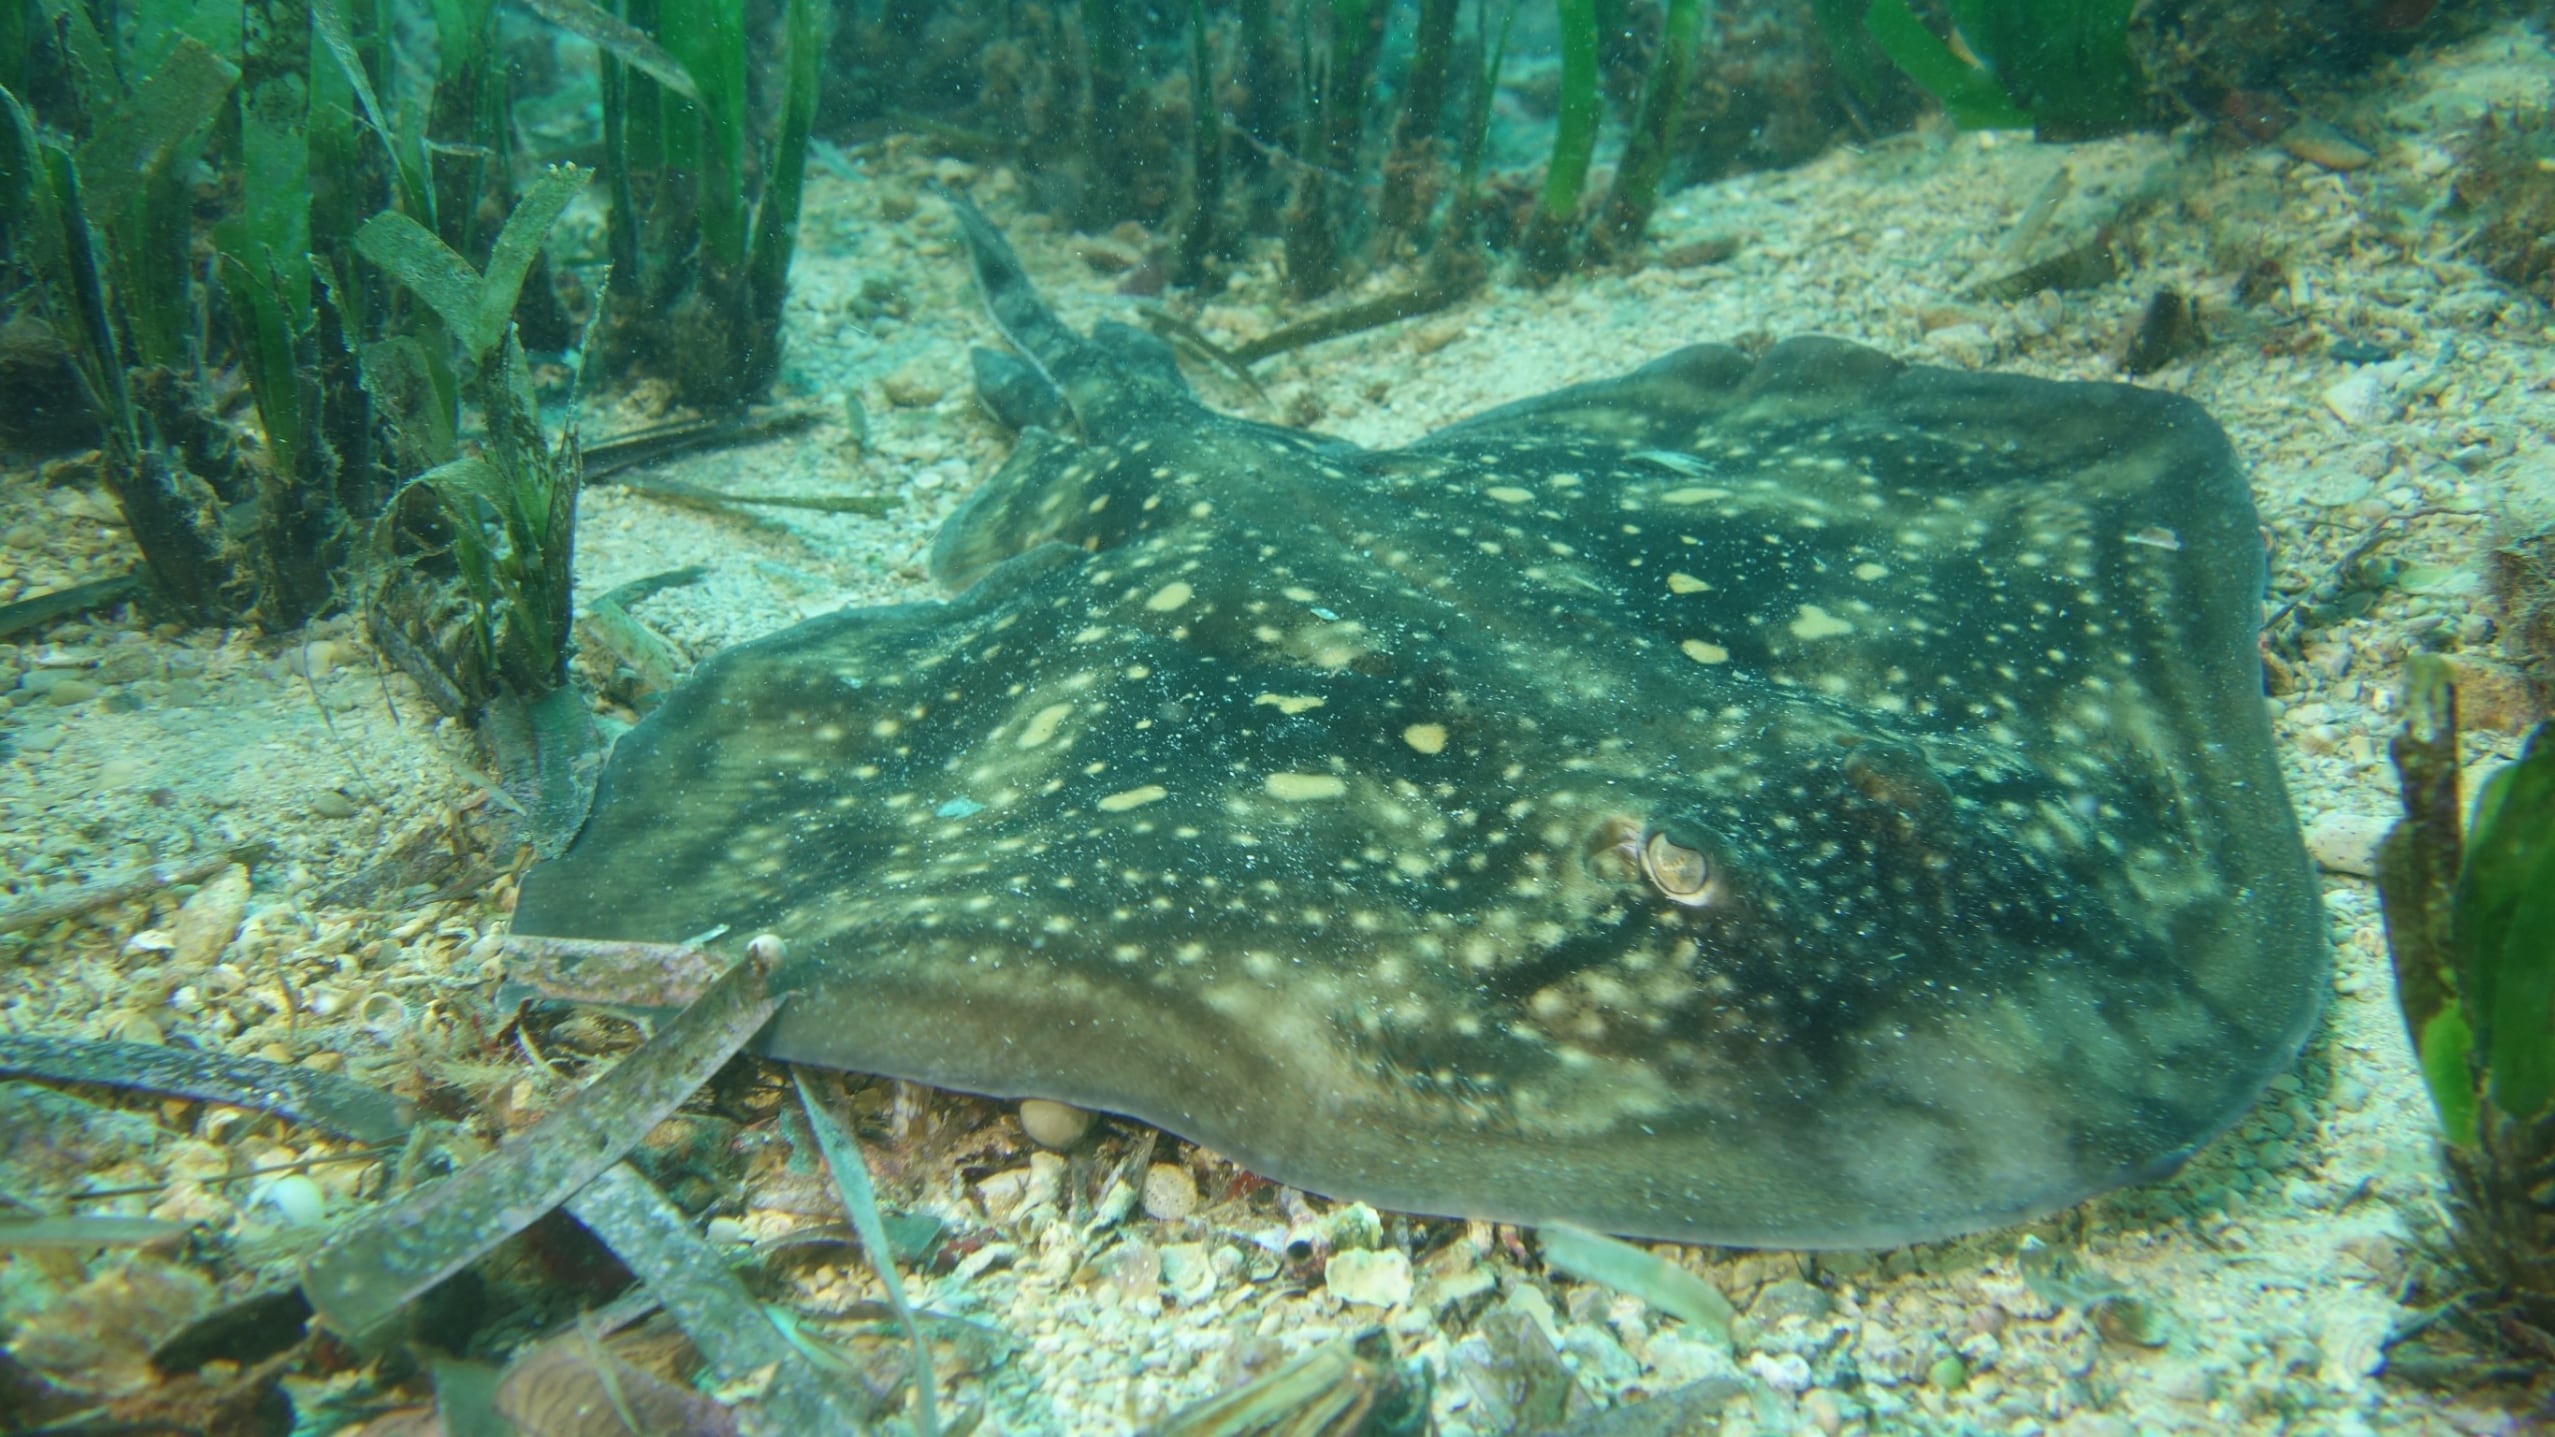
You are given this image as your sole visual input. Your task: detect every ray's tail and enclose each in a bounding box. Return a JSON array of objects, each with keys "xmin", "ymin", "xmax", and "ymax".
[{"xmin": 939, "ymin": 186, "xmax": 1091, "ymax": 388}]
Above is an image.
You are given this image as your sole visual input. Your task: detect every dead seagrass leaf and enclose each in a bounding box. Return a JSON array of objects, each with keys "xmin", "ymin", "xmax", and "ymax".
[{"xmin": 495, "ymin": 1319, "xmax": 738, "ymax": 1437}]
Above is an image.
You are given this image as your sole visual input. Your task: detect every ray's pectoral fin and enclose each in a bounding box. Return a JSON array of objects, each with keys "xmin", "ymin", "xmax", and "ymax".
[
  {"xmin": 1421, "ymin": 343, "xmax": 1761, "ymax": 450},
  {"xmin": 929, "ymin": 427, "xmax": 1101, "ymax": 594}
]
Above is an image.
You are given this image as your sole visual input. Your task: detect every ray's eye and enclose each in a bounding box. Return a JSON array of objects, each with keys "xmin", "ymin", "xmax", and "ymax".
[{"xmin": 1640, "ymin": 830, "xmax": 1713, "ymax": 905}]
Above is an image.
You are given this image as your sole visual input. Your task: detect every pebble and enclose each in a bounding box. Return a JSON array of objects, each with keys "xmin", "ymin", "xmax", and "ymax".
[
  {"xmin": 93, "ymin": 648, "xmax": 155, "ymax": 684},
  {"xmin": 7, "ymin": 1255, "xmax": 219, "ymax": 1399},
  {"xmin": 1411, "ymin": 317, "xmax": 1466, "ymax": 355},
  {"xmin": 1751, "ymin": 1277, "xmax": 1833, "ymax": 1326},
  {"xmin": 1423, "ymin": 1263, "xmax": 1496, "ymax": 1316},
  {"xmin": 1563, "ymin": 1322, "xmax": 1642, "ymax": 1388},
  {"xmin": 42, "ymin": 678, "xmax": 98, "ymax": 707},
  {"xmin": 358, "ymin": 991, "xmax": 410, "ymax": 1039},
  {"xmin": 169, "ymin": 865, "xmax": 251, "ymax": 968},
  {"xmin": 1160, "ymin": 1241, "xmax": 1217, "ymax": 1304},
  {"xmin": 1140, "ymin": 1162, "xmax": 1198, "ymax": 1222},
  {"xmin": 1072, "ymin": 236, "xmax": 1144, "ymax": 274},
  {"xmin": 310, "ymin": 791, "xmax": 359, "ymax": 820},
  {"xmin": 2321, "ymin": 368, "xmax": 2400, "ymax": 427},
  {"xmin": 1642, "ymin": 1329, "xmax": 1739, "ymax": 1388},
  {"xmin": 1324, "ymin": 1247, "xmax": 1412, "ymax": 1308},
  {"xmin": 882, "ymin": 361, "xmax": 947, "ymax": 408},
  {"xmin": 1322, "ymin": 1202, "xmax": 1384, "ymax": 1251},
  {"xmin": 1923, "ymin": 323, "xmax": 1996, "ymax": 368},
  {"xmin": 281, "ymin": 641, "xmax": 338, "ymax": 681},
  {"xmin": 1747, "ymin": 1349, "xmax": 1814, "ymax": 1395},
  {"xmin": 1020, "ymin": 1097, "xmax": 1094, "ymax": 1149},
  {"xmin": 2304, "ymin": 812, "xmax": 2393, "ymax": 877},
  {"xmin": 1657, "ymin": 236, "xmax": 1740, "ymax": 269},
  {"xmin": 1100, "ymin": 1239, "xmax": 1162, "ymax": 1305},
  {"xmin": 2279, "ymin": 118, "xmax": 2375, "ymax": 171},
  {"xmin": 101, "ymin": 1009, "xmax": 163, "ymax": 1044},
  {"xmin": 2298, "ymin": 468, "xmax": 2375, "ymax": 508}
]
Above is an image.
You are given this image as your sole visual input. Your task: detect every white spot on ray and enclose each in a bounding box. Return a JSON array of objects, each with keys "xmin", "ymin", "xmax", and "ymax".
[
  {"xmin": 1018, "ymin": 702, "xmax": 1073, "ymax": 748},
  {"xmin": 1266, "ymin": 772, "xmax": 1349, "ymax": 800},
  {"xmin": 1789, "ymin": 605, "xmax": 1855, "ymax": 640},
  {"xmin": 1682, "ymin": 639, "xmax": 1730, "ymax": 664}
]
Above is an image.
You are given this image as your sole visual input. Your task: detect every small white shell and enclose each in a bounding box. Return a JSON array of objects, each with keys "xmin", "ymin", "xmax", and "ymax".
[
  {"xmin": 251, "ymin": 1174, "xmax": 327, "ymax": 1227},
  {"xmin": 357, "ymin": 991, "xmax": 409, "ymax": 1040}
]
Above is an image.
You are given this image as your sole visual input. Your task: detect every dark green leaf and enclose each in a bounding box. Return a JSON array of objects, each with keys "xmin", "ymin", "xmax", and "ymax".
[
  {"xmin": 474, "ymin": 164, "xmax": 591, "ymax": 361},
  {"xmin": 479, "ymin": 684, "xmax": 602, "ymax": 856},
  {"xmin": 1862, "ymin": 0, "xmax": 2029, "ymax": 130},
  {"xmin": 510, "ymin": 0, "xmax": 702, "ymax": 102},
  {"xmin": 654, "ymin": 0, "xmax": 749, "ymax": 268},
  {"xmin": 1812, "ymin": 0, "xmax": 1894, "ymax": 106},
  {"xmin": 310, "ymin": 0, "xmax": 402, "ymax": 184},
  {"xmin": 227, "ymin": 0, "xmax": 314, "ymax": 309},
  {"xmin": 0, "ymin": 86, "xmax": 71, "ymax": 287},
  {"xmin": 128, "ymin": 0, "xmax": 241, "ymax": 90},
  {"xmin": 357, "ymin": 211, "xmax": 488, "ymax": 357},
  {"xmin": 214, "ymin": 252, "xmax": 308, "ymax": 481},
  {"xmin": 741, "ymin": 0, "xmax": 820, "ymax": 394},
  {"xmin": 2462, "ymin": 722, "xmax": 2555, "ymax": 1123},
  {"xmin": 74, "ymin": 37, "xmax": 238, "ymax": 222},
  {"xmin": 28, "ymin": 0, "xmax": 119, "ymax": 107},
  {"xmin": 1953, "ymin": 0, "xmax": 2143, "ymax": 138}
]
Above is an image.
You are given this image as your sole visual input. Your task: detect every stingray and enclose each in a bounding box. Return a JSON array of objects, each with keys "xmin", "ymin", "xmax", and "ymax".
[{"xmin": 512, "ymin": 198, "xmax": 2326, "ymax": 1248}]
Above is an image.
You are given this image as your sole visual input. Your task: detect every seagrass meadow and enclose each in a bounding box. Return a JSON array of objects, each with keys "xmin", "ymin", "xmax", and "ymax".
[{"xmin": 3, "ymin": 0, "xmax": 2555, "ymax": 1434}]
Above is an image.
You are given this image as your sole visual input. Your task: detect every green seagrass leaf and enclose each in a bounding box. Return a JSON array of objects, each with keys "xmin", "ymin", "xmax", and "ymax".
[{"xmin": 357, "ymin": 211, "xmax": 487, "ymax": 357}]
